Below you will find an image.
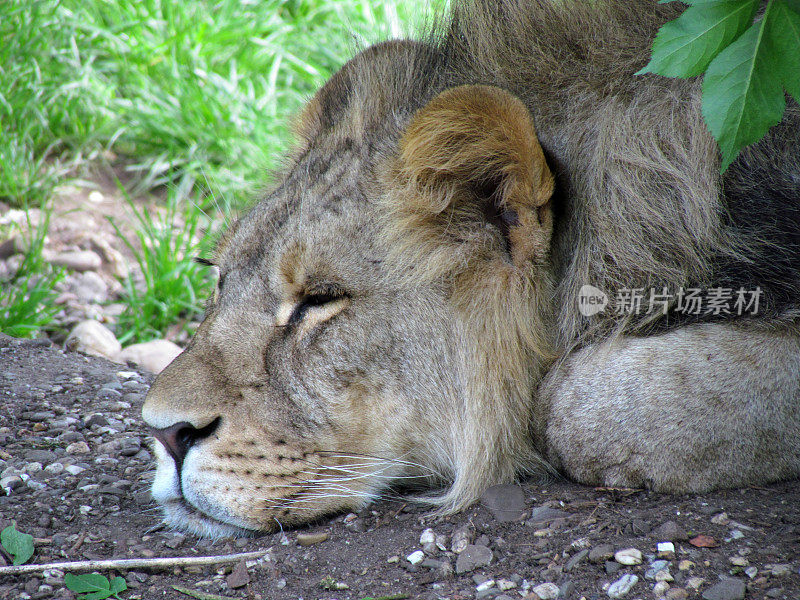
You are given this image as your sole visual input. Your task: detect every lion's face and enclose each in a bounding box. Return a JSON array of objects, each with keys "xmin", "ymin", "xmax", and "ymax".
[{"xmin": 143, "ymin": 45, "xmax": 555, "ymax": 536}]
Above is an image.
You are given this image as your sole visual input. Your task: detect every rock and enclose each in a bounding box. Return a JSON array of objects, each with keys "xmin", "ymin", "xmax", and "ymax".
[
  {"xmin": 65, "ymin": 320, "xmax": 121, "ymax": 362},
  {"xmin": 225, "ymin": 560, "xmax": 250, "ymax": 589},
  {"xmin": 497, "ymin": 579, "xmax": 517, "ymax": 591},
  {"xmin": 527, "ymin": 506, "xmax": 570, "ymax": 527},
  {"xmin": 481, "ymin": 483, "xmax": 527, "ymax": 522},
  {"xmin": 451, "ymin": 523, "xmax": 474, "ymax": 553},
  {"xmin": 1, "ymin": 475, "xmax": 23, "ymax": 491},
  {"xmin": 531, "ymin": 582, "xmax": 560, "ymax": 600},
  {"xmin": 70, "ymin": 271, "xmax": 109, "ymax": 304},
  {"xmin": 590, "ymin": 544, "xmax": 616, "ymax": 563},
  {"xmin": 701, "ymin": 578, "xmax": 745, "ymax": 600},
  {"xmin": 710, "ymin": 512, "xmax": 729, "ymax": 525},
  {"xmin": 48, "ymin": 250, "xmax": 102, "ymax": 272},
  {"xmin": 558, "ymin": 580, "xmax": 575, "ymax": 599},
  {"xmin": 455, "ymin": 544, "xmax": 493, "ymax": 574},
  {"xmin": 653, "ymin": 521, "xmax": 688, "ymax": 542},
  {"xmin": 407, "ymin": 550, "xmax": 425, "ymax": 565},
  {"xmin": 653, "ymin": 581, "xmax": 670, "ymax": 598},
  {"xmin": 608, "ymin": 574, "xmax": 638, "ymax": 598},
  {"xmin": 657, "ymin": 541, "xmax": 675, "ymax": 555},
  {"xmin": 296, "ymin": 531, "xmax": 328, "ymax": 546},
  {"xmin": 686, "ymin": 577, "xmax": 705, "ymax": 590},
  {"xmin": 614, "ymin": 548, "xmax": 643, "ymax": 565},
  {"xmin": 645, "ymin": 561, "xmax": 671, "ymax": 580},
  {"xmin": 564, "ymin": 549, "xmax": 589, "ymax": 572},
  {"xmin": 476, "ymin": 580, "xmax": 495, "ymax": 592},
  {"xmin": 118, "ymin": 340, "xmax": 181, "ymax": 374},
  {"xmin": 65, "ymin": 441, "xmax": 90, "ymax": 455},
  {"xmin": 419, "ymin": 528, "xmax": 436, "ymax": 545},
  {"xmin": 666, "ymin": 589, "xmax": 689, "ymax": 600}
]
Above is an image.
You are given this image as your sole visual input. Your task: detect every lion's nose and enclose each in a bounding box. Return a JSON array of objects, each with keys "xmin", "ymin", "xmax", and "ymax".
[{"xmin": 151, "ymin": 418, "xmax": 220, "ymax": 468}]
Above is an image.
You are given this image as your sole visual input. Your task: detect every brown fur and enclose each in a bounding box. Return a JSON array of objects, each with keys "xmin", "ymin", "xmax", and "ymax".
[{"xmin": 142, "ymin": 0, "xmax": 800, "ymax": 536}]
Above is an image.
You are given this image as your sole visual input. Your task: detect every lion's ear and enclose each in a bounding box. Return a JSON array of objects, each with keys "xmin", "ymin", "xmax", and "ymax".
[{"xmin": 393, "ymin": 85, "xmax": 554, "ymax": 268}]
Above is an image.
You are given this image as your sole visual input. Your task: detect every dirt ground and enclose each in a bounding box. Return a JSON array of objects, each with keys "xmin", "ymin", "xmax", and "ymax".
[{"xmin": 1, "ymin": 337, "xmax": 798, "ymax": 600}]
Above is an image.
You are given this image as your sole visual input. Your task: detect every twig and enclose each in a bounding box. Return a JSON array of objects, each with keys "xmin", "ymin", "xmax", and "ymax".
[
  {"xmin": 0, "ymin": 550, "xmax": 268, "ymax": 576},
  {"xmin": 361, "ymin": 595, "xmax": 410, "ymax": 600},
  {"xmin": 172, "ymin": 586, "xmax": 236, "ymax": 600}
]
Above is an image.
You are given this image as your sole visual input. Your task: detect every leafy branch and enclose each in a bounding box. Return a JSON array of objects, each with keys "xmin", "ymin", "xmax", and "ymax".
[{"xmin": 639, "ymin": 0, "xmax": 800, "ymax": 171}]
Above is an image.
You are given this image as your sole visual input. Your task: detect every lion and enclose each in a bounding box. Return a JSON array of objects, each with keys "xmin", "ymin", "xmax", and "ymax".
[{"xmin": 142, "ymin": 0, "xmax": 800, "ymax": 537}]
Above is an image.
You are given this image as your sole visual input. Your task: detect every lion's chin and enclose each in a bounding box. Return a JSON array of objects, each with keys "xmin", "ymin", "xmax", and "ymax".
[{"xmin": 159, "ymin": 498, "xmax": 259, "ymax": 539}]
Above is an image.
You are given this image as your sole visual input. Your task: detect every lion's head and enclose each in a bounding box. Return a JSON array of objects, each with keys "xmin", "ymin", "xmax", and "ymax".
[{"xmin": 142, "ymin": 40, "xmax": 556, "ymax": 536}]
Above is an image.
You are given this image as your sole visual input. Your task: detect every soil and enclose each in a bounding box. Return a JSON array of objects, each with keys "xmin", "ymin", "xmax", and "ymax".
[{"xmin": 1, "ymin": 337, "xmax": 798, "ymax": 600}]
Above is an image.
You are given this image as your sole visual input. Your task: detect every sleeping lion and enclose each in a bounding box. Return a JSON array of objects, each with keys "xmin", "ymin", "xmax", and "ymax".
[{"xmin": 142, "ymin": 0, "xmax": 800, "ymax": 537}]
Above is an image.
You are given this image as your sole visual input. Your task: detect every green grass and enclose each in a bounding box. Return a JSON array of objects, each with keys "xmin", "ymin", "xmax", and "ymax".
[
  {"xmin": 1, "ymin": 0, "xmax": 435, "ymax": 211},
  {"xmin": 0, "ymin": 0, "xmax": 437, "ymax": 342},
  {"xmin": 0, "ymin": 208, "xmax": 64, "ymax": 338}
]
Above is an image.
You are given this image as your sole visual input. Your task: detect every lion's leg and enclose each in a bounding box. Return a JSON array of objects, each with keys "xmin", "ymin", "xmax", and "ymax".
[{"xmin": 538, "ymin": 322, "xmax": 800, "ymax": 492}]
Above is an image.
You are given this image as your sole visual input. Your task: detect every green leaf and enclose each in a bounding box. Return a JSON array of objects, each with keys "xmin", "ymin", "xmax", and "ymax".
[
  {"xmin": 702, "ymin": 5, "xmax": 788, "ymax": 171},
  {"xmin": 0, "ymin": 523, "xmax": 34, "ymax": 565},
  {"xmin": 64, "ymin": 573, "xmax": 116, "ymax": 599},
  {"xmin": 108, "ymin": 576, "xmax": 128, "ymax": 597},
  {"xmin": 638, "ymin": 0, "xmax": 759, "ymax": 77},
  {"xmin": 769, "ymin": 0, "xmax": 800, "ymax": 101}
]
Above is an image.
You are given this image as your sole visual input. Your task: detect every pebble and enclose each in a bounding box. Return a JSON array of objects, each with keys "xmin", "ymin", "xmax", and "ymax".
[
  {"xmin": 652, "ymin": 521, "xmax": 689, "ymax": 542},
  {"xmin": 451, "ymin": 523, "xmax": 474, "ymax": 553},
  {"xmin": 455, "ymin": 544, "xmax": 493, "ymax": 574},
  {"xmin": 225, "ymin": 561, "xmax": 250, "ymax": 589},
  {"xmin": 497, "ymin": 579, "xmax": 517, "ymax": 591},
  {"xmin": 590, "ymin": 544, "xmax": 616, "ymax": 563},
  {"xmin": 476, "ymin": 580, "xmax": 495, "ymax": 592},
  {"xmin": 653, "ymin": 581, "xmax": 670, "ymax": 597},
  {"xmin": 480, "ymin": 483, "xmax": 527, "ymax": 522},
  {"xmin": 527, "ymin": 506, "xmax": 570, "ymax": 527},
  {"xmin": 656, "ymin": 541, "xmax": 675, "ymax": 555},
  {"xmin": 608, "ymin": 574, "xmax": 639, "ymax": 598},
  {"xmin": 614, "ymin": 548, "xmax": 643, "ymax": 565},
  {"xmin": 645, "ymin": 560, "xmax": 670, "ymax": 580},
  {"xmin": 564, "ymin": 548, "xmax": 589, "ymax": 572},
  {"xmin": 118, "ymin": 339, "xmax": 182, "ymax": 374},
  {"xmin": 687, "ymin": 577, "xmax": 705, "ymax": 590},
  {"xmin": 296, "ymin": 532, "xmax": 328, "ymax": 546},
  {"xmin": 666, "ymin": 589, "xmax": 689, "ymax": 600},
  {"xmin": 65, "ymin": 320, "xmax": 121, "ymax": 362},
  {"xmin": 406, "ymin": 550, "xmax": 425, "ymax": 565},
  {"xmin": 48, "ymin": 250, "xmax": 103, "ymax": 272},
  {"xmin": 419, "ymin": 528, "xmax": 436, "ymax": 545},
  {"xmin": 65, "ymin": 441, "xmax": 90, "ymax": 454},
  {"xmin": 531, "ymin": 582, "xmax": 560, "ymax": 600},
  {"xmin": 701, "ymin": 577, "xmax": 745, "ymax": 600}
]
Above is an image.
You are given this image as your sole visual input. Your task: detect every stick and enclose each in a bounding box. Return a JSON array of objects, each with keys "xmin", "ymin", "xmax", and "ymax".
[
  {"xmin": 0, "ymin": 550, "xmax": 268, "ymax": 576},
  {"xmin": 172, "ymin": 586, "xmax": 236, "ymax": 600}
]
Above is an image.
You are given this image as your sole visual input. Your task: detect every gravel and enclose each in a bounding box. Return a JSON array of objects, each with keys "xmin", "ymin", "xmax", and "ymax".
[{"xmin": 1, "ymin": 338, "xmax": 799, "ymax": 600}]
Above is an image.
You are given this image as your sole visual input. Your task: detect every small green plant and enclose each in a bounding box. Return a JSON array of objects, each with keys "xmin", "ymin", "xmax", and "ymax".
[
  {"xmin": 640, "ymin": 0, "xmax": 800, "ymax": 171},
  {"xmin": 109, "ymin": 185, "xmax": 216, "ymax": 345},
  {"xmin": 65, "ymin": 573, "xmax": 127, "ymax": 600},
  {"xmin": 0, "ymin": 522, "xmax": 35, "ymax": 565},
  {"xmin": 0, "ymin": 206, "xmax": 64, "ymax": 338}
]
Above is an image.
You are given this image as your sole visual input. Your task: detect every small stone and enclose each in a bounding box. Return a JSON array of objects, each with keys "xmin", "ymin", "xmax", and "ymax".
[
  {"xmin": 65, "ymin": 320, "xmax": 121, "ymax": 362},
  {"xmin": 49, "ymin": 250, "xmax": 102, "ymax": 272},
  {"xmin": 606, "ymin": 561, "xmax": 623, "ymax": 575},
  {"xmin": 476, "ymin": 580, "xmax": 495, "ymax": 592},
  {"xmin": 225, "ymin": 561, "xmax": 250, "ymax": 589},
  {"xmin": 406, "ymin": 550, "xmax": 425, "ymax": 565},
  {"xmin": 165, "ymin": 534, "xmax": 185, "ymax": 549},
  {"xmin": 614, "ymin": 548, "xmax": 643, "ymax": 565},
  {"xmin": 657, "ymin": 541, "xmax": 675, "ymax": 555},
  {"xmin": 558, "ymin": 580, "xmax": 575, "ymax": 599},
  {"xmin": 43, "ymin": 463, "xmax": 64, "ymax": 475},
  {"xmin": 686, "ymin": 577, "xmax": 705, "ymax": 590},
  {"xmin": 386, "ymin": 555, "xmax": 399, "ymax": 564},
  {"xmin": 764, "ymin": 589, "xmax": 784, "ymax": 599},
  {"xmin": 710, "ymin": 512, "xmax": 730, "ymax": 525},
  {"xmin": 608, "ymin": 574, "xmax": 639, "ymax": 598},
  {"xmin": 665, "ymin": 589, "xmax": 689, "ymax": 600},
  {"xmin": 66, "ymin": 442, "xmax": 90, "ymax": 455},
  {"xmin": 531, "ymin": 582, "xmax": 560, "ymax": 600},
  {"xmin": 701, "ymin": 578, "xmax": 745, "ymax": 600},
  {"xmin": 655, "ymin": 570, "xmax": 674, "ymax": 583},
  {"xmin": 296, "ymin": 531, "xmax": 328, "ymax": 546},
  {"xmin": 118, "ymin": 340, "xmax": 182, "ymax": 374},
  {"xmin": 455, "ymin": 544, "xmax": 493, "ymax": 574},
  {"xmin": 768, "ymin": 563, "xmax": 792, "ymax": 577},
  {"xmin": 65, "ymin": 465, "xmax": 85, "ymax": 475},
  {"xmin": 0, "ymin": 475, "xmax": 23, "ymax": 491},
  {"xmin": 653, "ymin": 581, "xmax": 670, "ymax": 598},
  {"xmin": 728, "ymin": 556, "xmax": 748, "ymax": 567},
  {"xmin": 590, "ymin": 544, "xmax": 616, "ymax": 563},
  {"xmin": 645, "ymin": 561, "xmax": 670, "ymax": 580},
  {"xmin": 420, "ymin": 528, "xmax": 436, "ymax": 545},
  {"xmin": 451, "ymin": 523, "xmax": 474, "ymax": 553},
  {"xmin": 497, "ymin": 579, "xmax": 517, "ymax": 591},
  {"xmin": 481, "ymin": 484, "xmax": 527, "ymax": 522},
  {"xmin": 652, "ymin": 521, "xmax": 688, "ymax": 542},
  {"xmin": 678, "ymin": 560, "xmax": 694, "ymax": 571},
  {"xmin": 527, "ymin": 506, "xmax": 570, "ymax": 527},
  {"xmin": 564, "ymin": 549, "xmax": 589, "ymax": 572},
  {"xmin": 744, "ymin": 566, "xmax": 758, "ymax": 579}
]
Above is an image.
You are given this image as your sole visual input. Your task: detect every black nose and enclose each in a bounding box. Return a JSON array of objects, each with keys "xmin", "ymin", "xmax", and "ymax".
[{"xmin": 151, "ymin": 418, "xmax": 220, "ymax": 468}]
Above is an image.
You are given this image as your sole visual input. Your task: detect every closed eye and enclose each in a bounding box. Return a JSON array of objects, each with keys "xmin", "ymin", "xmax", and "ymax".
[{"xmin": 287, "ymin": 293, "xmax": 341, "ymax": 326}]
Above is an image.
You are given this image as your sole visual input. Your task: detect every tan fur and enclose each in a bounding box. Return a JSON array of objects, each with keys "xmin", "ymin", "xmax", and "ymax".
[{"xmin": 142, "ymin": 0, "xmax": 800, "ymax": 537}]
